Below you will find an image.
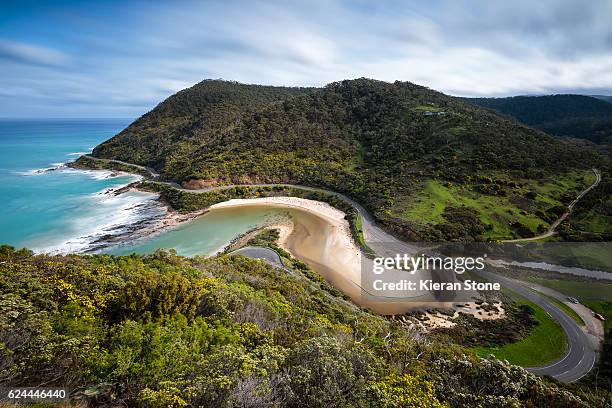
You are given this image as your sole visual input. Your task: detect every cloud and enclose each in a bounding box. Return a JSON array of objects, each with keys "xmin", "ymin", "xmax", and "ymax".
[
  {"xmin": 0, "ymin": 0, "xmax": 611, "ymax": 117},
  {"xmin": 0, "ymin": 40, "xmax": 71, "ymax": 66}
]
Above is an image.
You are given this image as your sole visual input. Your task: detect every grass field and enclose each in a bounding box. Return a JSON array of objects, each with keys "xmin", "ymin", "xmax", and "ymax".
[
  {"xmin": 576, "ymin": 212, "xmax": 612, "ymax": 234},
  {"xmin": 527, "ymin": 278, "xmax": 612, "ymax": 301},
  {"xmin": 396, "ymin": 180, "xmax": 545, "ymax": 240},
  {"xmin": 473, "ymin": 294, "xmax": 566, "ymax": 367},
  {"xmin": 395, "ymin": 170, "xmax": 593, "ymax": 240}
]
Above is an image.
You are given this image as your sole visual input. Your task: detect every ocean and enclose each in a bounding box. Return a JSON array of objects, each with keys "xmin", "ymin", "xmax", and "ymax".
[
  {"xmin": 0, "ymin": 119, "xmax": 286, "ymax": 256},
  {"xmin": 0, "ymin": 119, "xmax": 165, "ymax": 253}
]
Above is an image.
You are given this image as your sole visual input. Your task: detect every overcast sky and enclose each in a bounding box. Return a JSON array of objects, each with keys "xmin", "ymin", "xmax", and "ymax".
[{"xmin": 1, "ymin": 0, "xmax": 612, "ymax": 118}]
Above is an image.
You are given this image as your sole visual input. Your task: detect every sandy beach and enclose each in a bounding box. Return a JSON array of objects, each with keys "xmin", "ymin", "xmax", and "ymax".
[
  {"xmin": 210, "ymin": 197, "xmax": 364, "ymax": 295},
  {"xmin": 75, "ymin": 184, "xmax": 502, "ymax": 321},
  {"xmin": 209, "ymin": 197, "xmax": 499, "ymax": 320}
]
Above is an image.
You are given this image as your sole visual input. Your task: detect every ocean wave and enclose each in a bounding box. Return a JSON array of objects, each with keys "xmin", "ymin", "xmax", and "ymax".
[
  {"xmin": 17, "ymin": 163, "xmax": 141, "ymax": 182},
  {"xmin": 32, "ymin": 190, "xmax": 165, "ymax": 255},
  {"xmin": 66, "ymin": 151, "xmax": 89, "ymax": 156},
  {"xmin": 17, "ymin": 163, "xmax": 67, "ymax": 175}
]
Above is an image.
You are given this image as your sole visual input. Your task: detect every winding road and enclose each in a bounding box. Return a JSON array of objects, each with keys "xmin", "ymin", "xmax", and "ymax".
[
  {"xmin": 231, "ymin": 246, "xmax": 286, "ymax": 269},
  {"xmin": 474, "ymin": 270, "xmax": 599, "ymax": 382},
  {"xmin": 503, "ymin": 168, "xmax": 601, "ymax": 243},
  {"xmin": 81, "ymin": 155, "xmax": 602, "ymax": 382}
]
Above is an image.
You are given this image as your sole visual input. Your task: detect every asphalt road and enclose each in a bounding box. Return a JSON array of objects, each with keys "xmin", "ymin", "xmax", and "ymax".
[
  {"xmin": 231, "ymin": 246, "xmax": 285, "ymax": 269},
  {"xmin": 475, "ymin": 270, "xmax": 598, "ymax": 383},
  {"xmin": 82, "ymin": 155, "xmax": 599, "ymax": 383}
]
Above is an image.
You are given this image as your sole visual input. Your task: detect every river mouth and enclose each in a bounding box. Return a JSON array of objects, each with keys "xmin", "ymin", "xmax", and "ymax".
[
  {"xmin": 108, "ymin": 197, "xmax": 444, "ymax": 314},
  {"xmin": 110, "ymin": 199, "xmax": 361, "ymax": 283}
]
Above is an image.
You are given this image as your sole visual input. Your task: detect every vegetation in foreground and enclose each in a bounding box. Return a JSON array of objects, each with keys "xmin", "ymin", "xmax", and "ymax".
[
  {"xmin": 0, "ymin": 245, "xmax": 597, "ymax": 407},
  {"xmin": 91, "ymin": 79, "xmax": 611, "ymax": 241}
]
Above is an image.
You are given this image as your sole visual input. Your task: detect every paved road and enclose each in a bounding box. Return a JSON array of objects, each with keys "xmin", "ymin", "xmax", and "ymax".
[
  {"xmin": 503, "ymin": 168, "xmax": 601, "ymax": 243},
  {"xmin": 475, "ymin": 270, "xmax": 598, "ymax": 383},
  {"xmin": 82, "ymin": 154, "xmax": 597, "ymax": 382},
  {"xmin": 86, "ymin": 155, "xmax": 415, "ymax": 253},
  {"xmin": 524, "ymin": 281, "xmax": 604, "ymax": 348},
  {"xmin": 231, "ymin": 246, "xmax": 285, "ymax": 269},
  {"xmin": 83, "ymin": 155, "xmax": 161, "ymax": 179}
]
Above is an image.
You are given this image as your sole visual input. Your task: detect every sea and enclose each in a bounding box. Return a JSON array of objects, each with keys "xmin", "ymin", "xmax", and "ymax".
[
  {"xmin": 0, "ymin": 119, "xmax": 167, "ymax": 253},
  {"xmin": 0, "ymin": 119, "xmax": 283, "ymax": 256}
]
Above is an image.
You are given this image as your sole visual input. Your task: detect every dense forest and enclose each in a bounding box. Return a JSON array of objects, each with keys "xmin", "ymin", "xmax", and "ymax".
[
  {"xmin": 466, "ymin": 94, "xmax": 612, "ymax": 145},
  {"xmin": 0, "ymin": 245, "xmax": 599, "ymax": 407},
  {"xmin": 92, "ymin": 79, "xmax": 611, "ymax": 240}
]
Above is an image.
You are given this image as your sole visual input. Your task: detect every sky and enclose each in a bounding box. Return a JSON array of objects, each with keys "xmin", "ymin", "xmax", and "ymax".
[{"xmin": 1, "ymin": 0, "xmax": 612, "ymax": 118}]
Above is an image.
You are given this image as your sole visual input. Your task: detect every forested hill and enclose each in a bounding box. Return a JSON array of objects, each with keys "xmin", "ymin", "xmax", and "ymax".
[
  {"xmin": 94, "ymin": 79, "xmax": 604, "ymax": 179},
  {"xmin": 465, "ymin": 95, "xmax": 612, "ymax": 125},
  {"xmin": 465, "ymin": 94, "xmax": 612, "ymax": 145},
  {"xmin": 93, "ymin": 80, "xmax": 314, "ymax": 168},
  {"xmin": 92, "ymin": 79, "xmax": 610, "ymax": 241}
]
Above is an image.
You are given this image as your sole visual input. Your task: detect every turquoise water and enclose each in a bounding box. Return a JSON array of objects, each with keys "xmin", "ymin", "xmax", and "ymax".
[
  {"xmin": 111, "ymin": 206, "xmax": 290, "ymax": 257},
  {"xmin": 0, "ymin": 119, "xmax": 287, "ymax": 256},
  {"xmin": 0, "ymin": 119, "xmax": 164, "ymax": 253}
]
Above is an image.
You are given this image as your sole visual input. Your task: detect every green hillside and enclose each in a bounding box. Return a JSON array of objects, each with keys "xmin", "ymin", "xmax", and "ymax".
[{"xmin": 92, "ymin": 79, "xmax": 611, "ymax": 240}]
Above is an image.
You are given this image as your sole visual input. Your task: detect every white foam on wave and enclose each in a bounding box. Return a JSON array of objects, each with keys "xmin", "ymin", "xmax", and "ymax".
[
  {"xmin": 21, "ymin": 164, "xmax": 157, "ymax": 255},
  {"xmin": 33, "ymin": 186, "xmax": 164, "ymax": 255},
  {"xmin": 16, "ymin": 162, "xmax": 67, "ymax": 176},
  {"xmin": 16, "ymin": 162, "xmax": 139, "ymax": 181},
  {"xmin": 66, "ymin": 151, "xmax": 89, "ymax": 156}
]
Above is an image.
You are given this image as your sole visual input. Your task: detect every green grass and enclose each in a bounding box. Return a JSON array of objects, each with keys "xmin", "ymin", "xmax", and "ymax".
[
  {"xmin": 351, "ymin": 212, "xmax": 376, "ymax": 257},
  {"xmin": 528, "ymin": 277, "xmax": 612, "ymax": 330},
  {"xmin": 582, "ymin": 169, "xmax": 598, "ymax": 187},
  {"xmin": 397, "ymin": 180, "xmax": 546, "ymax": 240},
  {"xmin": 412, "ymin": 104, "xmax": 444, "ymax": 113},
  {"xmin": 530, "ymin": 170, "xmax": 589, "ymax": 199},
  {"xmin": 574, "ymin": 211, "xmax": 611, "ymax": 234},
  {"xmin": 395, "ymin": 170, "xmax": 595, "ymax": 240},
  {"xmin": 473, "ymin": 295, "xmax": 566, "ymax": 367},
  {"xmin": 527, "ymin": 278, "xmax": 612, "ymax": 301}
]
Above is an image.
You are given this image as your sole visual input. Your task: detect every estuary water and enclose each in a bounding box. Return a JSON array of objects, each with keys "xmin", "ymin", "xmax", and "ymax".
[{"xmin": 111, "ymin": 206, "xmax": 291, "ymax": 257}]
